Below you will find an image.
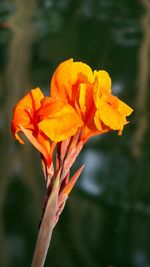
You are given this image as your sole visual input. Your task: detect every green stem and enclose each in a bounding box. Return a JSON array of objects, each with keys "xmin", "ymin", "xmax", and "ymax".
[{"xmin": 31, "ymin": 175, "xmax": 59, "ymax": 267}]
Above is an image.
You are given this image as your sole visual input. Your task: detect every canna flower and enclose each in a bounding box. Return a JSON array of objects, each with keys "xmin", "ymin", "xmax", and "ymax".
[
  {"xmin": 11, "ymin": 59, "xmax": 133, "ymax": 267},
  {"xmin": 11, "ymin": 87, "xmax": 83, "ymax": 167},
  {"xmin": 50, "ymin": 59, "xmax": 133, "ymax": 140}
]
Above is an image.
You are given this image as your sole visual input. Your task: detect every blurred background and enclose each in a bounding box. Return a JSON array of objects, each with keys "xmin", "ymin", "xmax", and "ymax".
[{"xmin": 0, "ymin": 0, "xmax": 149, "ymax": 266}]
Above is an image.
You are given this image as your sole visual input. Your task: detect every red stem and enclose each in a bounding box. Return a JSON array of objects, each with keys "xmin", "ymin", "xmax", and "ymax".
[{"xmin": 31, "ymin": 173, "xmax": 60, "ymax": 267}]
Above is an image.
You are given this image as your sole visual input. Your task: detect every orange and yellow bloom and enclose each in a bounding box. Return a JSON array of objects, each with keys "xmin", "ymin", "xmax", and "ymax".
[
  {"xmin": 50, "ymin": 58, "xmax": 133, "ymax": 140},
  {"xmin": 12, "ymin": 59, "xmax": 133, "ymax": 162},
  {"xmin": 12, "ymin": 59, "xmax": 133, "ymax": 164}
]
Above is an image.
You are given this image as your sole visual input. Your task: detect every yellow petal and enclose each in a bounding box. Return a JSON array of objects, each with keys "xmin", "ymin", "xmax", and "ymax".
[
  {"xmin": 94, "ymin": 70, "xmax": 111, "ymax": 96},
  {"xmin": 79, "ymin": 83, "xmax": 86, "ymax": 115},
  {"xmin": 71, "ymin": 61, "xmax": 94, "ymax": 84},
  {"xmin": 117, "ymin": 98, "xmax": 133, "ymax": 116},
  {"xmin": 38, "ymin": 103, "xmax": 83, "ymax": 142},
  {"xmin": 94, "ymin": 110, "xmax": 103, "ymax": 131},
  {"xmin": 97, "ymin": 99, "xmax": 127, "ymax": 130}
]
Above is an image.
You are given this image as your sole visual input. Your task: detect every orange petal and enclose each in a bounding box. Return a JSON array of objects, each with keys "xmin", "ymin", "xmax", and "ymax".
[
  {"xmin": 12, "ymin": 87, "xmax": 44, "ymax": 142},
  {"xmin": 38, "ymin": 97, "xmax": 65, "ymax": 120},
  {"xmin": 82, "ymin": 111, "xmax": 109, "ymax": 141},
  {"xmin": 11, "ymin": 88, "xmax": 52, "ymax": 165},
  {"xmin": 94, "ymin": 110, "xmax": 103, "ymax": 131},
  {"xmin": 50, "ymin": 58, "xmax": 94, "ymax": 102},
  {"xmin": 94, "ymin": 70, "xmax": 111, "ymax": 93},
  {"xmin": 71, "ymin": 61, "xmax": 94, "ymax": 84},
  {"xmin": 81, "ymin": 124, "xmax": 99, "ymax": 141},
  {"xmin": 14, "ymin": 87, "xmax": 44, "ymax": 113},
  {"xmin": 96, "ymin": 98, "xmax": 127, "ymax": 131},
  {"xmin": 38, "ymin": 98, "xmax": 83, "ymax": 142},
  {"xmin": 117, "ymin": 98, "xmax": 133, "ymax": 116},
  {"xmin": 19, "ymin": 126, "xmax": 51, "ymax": 166}
]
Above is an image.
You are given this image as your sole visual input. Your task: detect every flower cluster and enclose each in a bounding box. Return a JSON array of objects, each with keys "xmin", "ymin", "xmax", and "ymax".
[
  {"xmin": 12, "ymin": 59, "xmax": 133, "ymax": 166},
  {"xmin": 11, "ymin": 58, "xmax": 133, "ymax": 221},
  {"xmin": 11, "ymin": 59, "xmax": 133, "ymax": 267}
]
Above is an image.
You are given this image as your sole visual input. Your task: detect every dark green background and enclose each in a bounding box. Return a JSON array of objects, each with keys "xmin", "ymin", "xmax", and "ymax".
[{"xmin": 0, "ymin": 0, "xmax": 149, "ymax": 266}]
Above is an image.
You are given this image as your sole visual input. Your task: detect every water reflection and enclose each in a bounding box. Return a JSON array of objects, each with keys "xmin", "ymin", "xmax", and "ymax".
[{"xmin": 0, "ymin": 0, "xmax": 150, "ymax": 267}]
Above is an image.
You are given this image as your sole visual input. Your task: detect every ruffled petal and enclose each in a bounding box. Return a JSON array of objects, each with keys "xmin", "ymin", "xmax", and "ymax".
[
  {"xmin": 71, "ymin": 61, "xmax": 94, "ymax": 84},
  {"xmin": 95, "ymin": 97, "xmax": 127, "ymax": 131},
  {"xmin": 94, "ymin": 70, "xmax": 111, "ymax": 94},
  {"xmin": 11, "ymin": 87, "xmax": 44, "ymax": 143},
  {"xmin": 38, "ymin": 97, "xmax": 65, "ymax": 120},
  {"xmin": 50, "ymin": 58, "xmax": 94, "ymax": 103},
  {"xmin": 38, "ymin": 98, "xmax": 83, "ymax": 142}
]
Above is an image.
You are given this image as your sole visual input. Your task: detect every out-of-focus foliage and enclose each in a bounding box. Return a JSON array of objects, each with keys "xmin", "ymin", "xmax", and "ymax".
[{"xmin": 0, "ymin": 0, "xmax": 13, "ymax": 70}]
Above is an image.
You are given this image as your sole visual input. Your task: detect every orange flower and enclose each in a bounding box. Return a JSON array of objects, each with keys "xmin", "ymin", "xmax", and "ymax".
[
  {"xmin": 50, "ymin": 59, "xmax": 133, "ymax": 140},
  {"xmin": 12, "ymin": 60, "xmax": 133, "ymax": 164},
  {"xmin": 11, "ymin": 87, "xmax": 83, "ymax": 166}
]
